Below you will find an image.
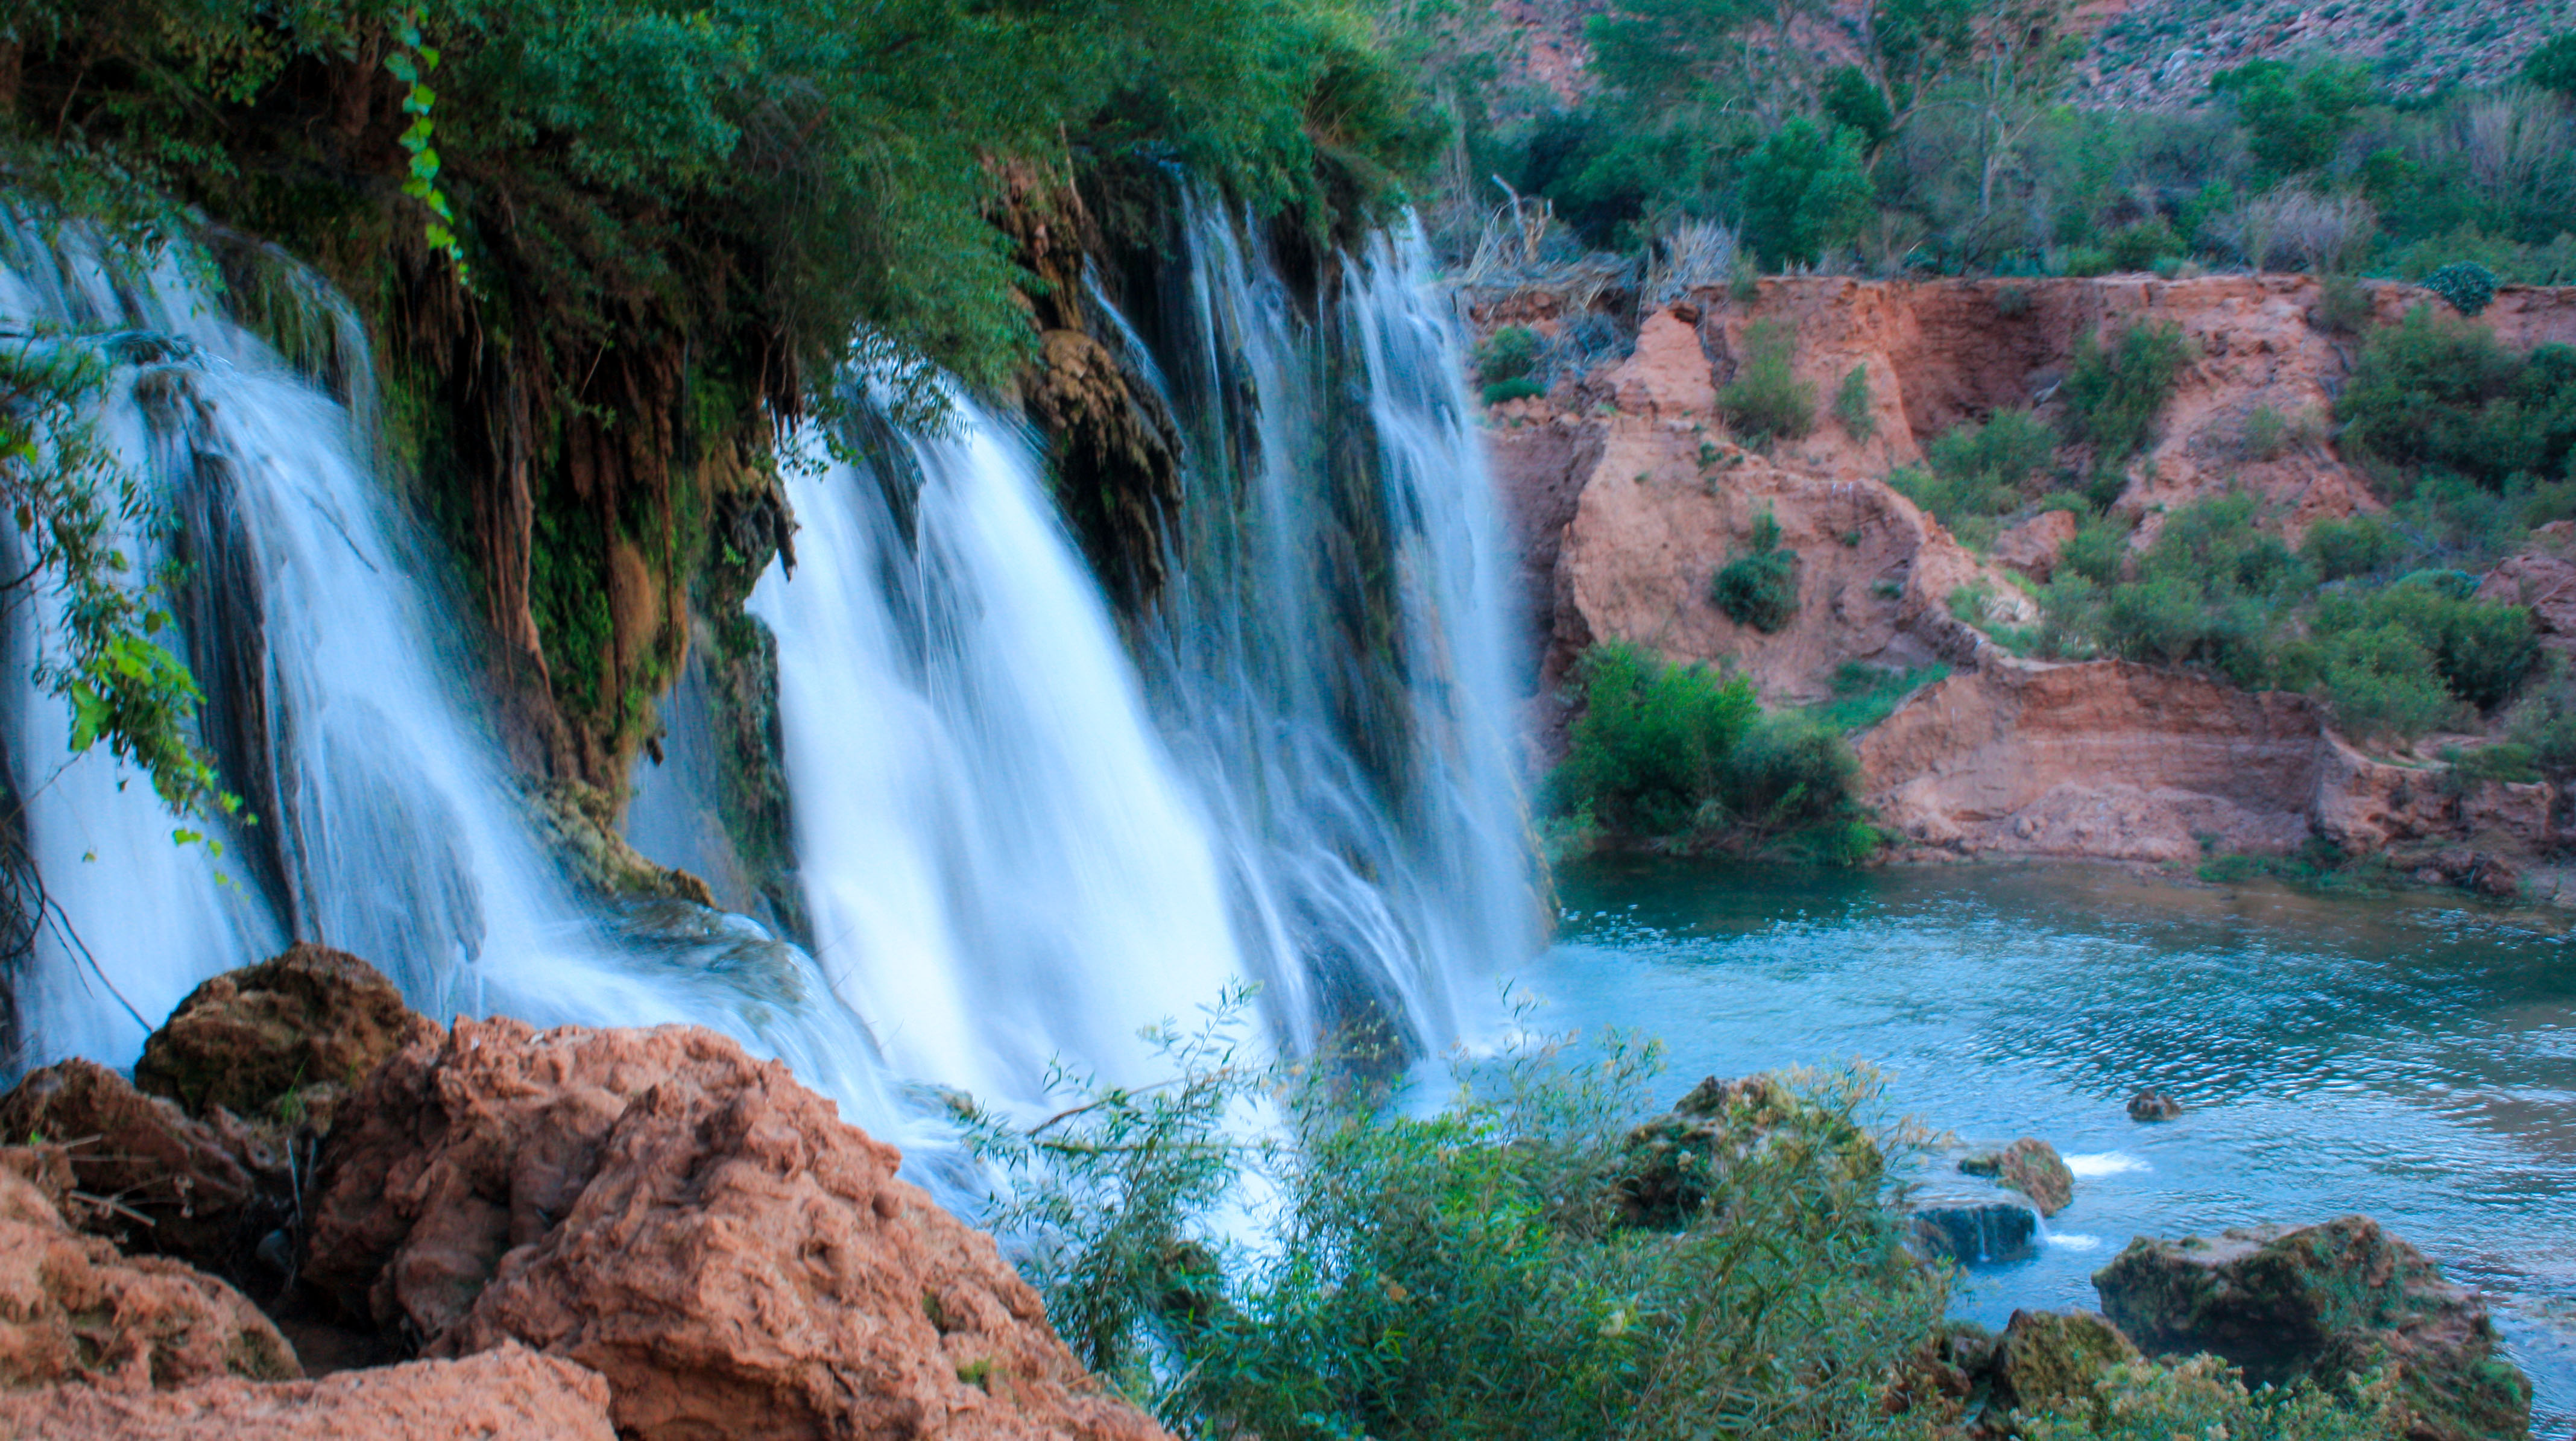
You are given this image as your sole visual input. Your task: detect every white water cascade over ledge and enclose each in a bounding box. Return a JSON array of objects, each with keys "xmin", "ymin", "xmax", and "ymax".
[{"xmin": 0, "ymin": 204, "xmax": 1533, "ymax": 1146}]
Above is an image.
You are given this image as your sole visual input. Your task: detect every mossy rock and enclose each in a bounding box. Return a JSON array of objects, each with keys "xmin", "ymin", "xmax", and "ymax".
[
  {"xmin": 1990, "ymin": 1308, "xmax": 2140, "ymax": 1421},
  {"xmin": 1615, "ymin": 1073, "xmax": 1881, "ymax": 1226},
  {"xmin": 133, "ymin": 944, "xmax": 438, "ymax": 1127},
  {"xmin": 2094, "ymin": 1216, "xmax": 2532, "ymax": 1441}
]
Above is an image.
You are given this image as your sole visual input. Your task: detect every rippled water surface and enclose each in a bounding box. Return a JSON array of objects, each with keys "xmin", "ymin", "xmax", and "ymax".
[{"xmin": 1511, "ymin": 859, "xmax": 2576, "ymax": 1428}]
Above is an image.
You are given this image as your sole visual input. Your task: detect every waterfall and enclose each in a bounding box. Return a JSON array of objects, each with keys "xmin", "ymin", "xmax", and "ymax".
[
  {"xmin": 730, "ymin": 206, "xmax": 1534, "ymax": 1107},
  {"xmin": 0, "ymin": 219, "xmax": 900, "ymax": 1131},
  {"xmin": 1133, "ymin": 207, "xmax": 1534, "ymax": 1058},
  {"xmin": 1, "ymin": 195, "xmax": 1529, "ymax": 1139}
]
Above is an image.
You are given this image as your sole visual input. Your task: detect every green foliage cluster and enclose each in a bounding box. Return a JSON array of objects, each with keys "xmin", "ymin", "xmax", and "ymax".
[
  {"xmin": 1548, "ymin": 641, "xmax": 1875, "ymax": 862},
  {"xmin": 2001, "ymin": 493, "xmax": 2539, "ymax": 742},
  {"xmin": 1476, "ymin": 324, "xmax": 1545, "ymax": 404},
  {"xmin": 1711, "ymin": 509, "xmax": 1800, "ymax": 632},
  {"xmin": 2016, "ymin": 1355, "xmax": 2399, "ymax": 1441},
  {"xmin": 1427, "ymin": 0, "xmax": 2576, "ymax": 299},
  {"xmin": 1808, "ymin": 660, "xmax": 1950, "ymax": 733},
  {"xmin": 2338, "ymin": 307, "xmax": 2576, "ymax": 491},
  {"xmin": 2421, "ymin": 262, "xmax": 2499, "ymax": 318},
  {"xmin": 1717, "ymin": 319, "xmax": 1815, "ymax": 447},
  {"xmin": 2063, "ymin": 321, "xmax": 2189, "ymax": 465},
  {"xmin": 1834, "ymin": 363, "xmax": 1877, "ymax": 439},
  {"xmin": 964, "ymin": 997, "xmax": 1948, "ymax": 1441},
  {"xmin": 0, "ymin": 333, "xmax": 237, "ymax": 834},
  {"xmin": 1892, "ymin": 408, "xmax": 2056, "ymax": 546}
]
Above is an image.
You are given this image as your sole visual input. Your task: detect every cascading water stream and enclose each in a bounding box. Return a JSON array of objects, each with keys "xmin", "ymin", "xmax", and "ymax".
[
  {"xmin": 0, "ymin": 219, "xmax": 900, "ymax": 1132},
  {"xmin": 2, "ymin": 192, "xmax": 1530, "ymax": 1149},
  {"xmin": 722, "ymin": 203, "xmax": 1535, "ymax": 1109}
]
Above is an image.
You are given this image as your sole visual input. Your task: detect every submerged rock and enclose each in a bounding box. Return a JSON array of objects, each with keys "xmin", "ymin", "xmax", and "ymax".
[
  {"xmin": 0, "ymin": 1340, "xmax": 613, "ymax": 1439},
  {"xmin": 1615, "ymin": 1074, "xmax": 1881, "ymax": 1226},
  {"xmin": 2093, "ymin": 1216, "xmax": 2532, "ymax": 1441},
  {"xmin": 1988, "ymin": 1308, "xmax": 2141, "ymax": 1419},
  {"xmin": 133, "ymin": 942, "xmax": 438, "ymax": 1131},
  {"xmin": 2126, "ymin": 1088, "xmax": 2183, "ymax": 1122},
  {"xmin": 1909, "ymin": 1202, "xmax": 2039, "ymax": 1265},
  {"xmin": 0, "ymin": 1158, "xmax": 298, "ymax": 1392},
  {"xmin": 306, "ymin": 1017, "xmax": 1170, "ymax": 1441}
]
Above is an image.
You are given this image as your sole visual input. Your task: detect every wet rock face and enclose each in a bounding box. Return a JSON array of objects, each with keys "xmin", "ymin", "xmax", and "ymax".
[
  {"xmin": 1615, "ymin": 1074, "xmax": 1881, "ymax": 1226},
  {"xmin": 132, "ymin": 942, "xmax": 441, "ymax": 1130},
  {"xmin": 1962, "ymin": 1138, "xmax": 2075, "ymax": 1216},
  {"xmin": 0, "ymin": 1342, "xmax": 615, "ymax": 1440},
  {"xmin": 2093, "ymin": 1216, "xmax": 2533, "ymax": 1441},
  {"xmin": 0, "ymin": 1155, "xmax": 298, "ymax": 1392},
  {"xmin": 306, "ymin": 1017, "xmax": 1170, "ymax": 1441},
  {"xmin": 1909, "ymin": 1203, "xmax": 2039, "ymax": 1266}
]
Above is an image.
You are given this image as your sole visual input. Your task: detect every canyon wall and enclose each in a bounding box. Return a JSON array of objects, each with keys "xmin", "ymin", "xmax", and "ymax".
[{"xmin": 1494, "ymin": 274, "xmax": 2576, "ymax": 888}]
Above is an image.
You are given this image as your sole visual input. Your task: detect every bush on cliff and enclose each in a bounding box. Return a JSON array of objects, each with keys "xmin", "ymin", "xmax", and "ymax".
[
  {"xmin": 1710, "ymin": 510, "xmax": 1801, "ymax": 632},
  {"xmin": 2063, "ymin": 321, "xmax": 2190, "ymax": 465},
  {"xmin": 1718, "ymin": 321, "xmax": 1816, "ymax": 447},
  {"xmin": 965, "ymin": 1001, "xmax": 1949, "ymax": 1441},
  {"xmin": 2338, "ymin": 307, "xmax": 2576, "ymax": 493},
  {"xmin": 2015, "ymin": 497, "xmax": 2537, "ymax": 741},
  {"xmin": 1547, "ymin": 642, "xmax": 1876, "ymax": 862},
  {"xmin": 1893, "ymin": 408, "xmax": 2057, "ymax": 546}
]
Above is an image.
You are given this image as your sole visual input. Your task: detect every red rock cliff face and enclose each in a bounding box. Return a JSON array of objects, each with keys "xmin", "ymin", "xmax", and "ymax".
[{"xmin": 1497, "ymin": 274, "xmax": 2576, "ymax": 879}]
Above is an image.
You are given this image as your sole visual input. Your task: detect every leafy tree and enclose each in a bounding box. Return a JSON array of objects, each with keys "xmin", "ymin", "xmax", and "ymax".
[
  {"xmin": 1740, "ymin": 119, "xmax": 1876, "ymax": 266},
  {"xmin": 2209, "ymin": 60, "xmax": 2370, "ymax": 180}
]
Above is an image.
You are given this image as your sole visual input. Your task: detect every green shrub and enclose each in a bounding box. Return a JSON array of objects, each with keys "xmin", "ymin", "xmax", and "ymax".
[
  {"xmin": 2243, "ymin": 404, "xmax": 2290, "ymax": 460},
  {"xmin": 1482, "ymin": 376, "xmax": 1546, "ymax": 406},
  {"xmin": 2302, "ymin": 514, "xmax": 2406, "ymax": 580},
  {"xmin": 1477, "ymin": 325, "xmax": 1542, "ymax": 385},
  {"xmin": 1550, "ymin": 640, "xmax": 1874, "ymax": 854},
  {"xmin": 2064, "ymin": 321, "xmax": 2190, "ymax": 464},
  {"xmin": 2018, "ymin": 1355, "xmax": 2399, "ymax": 1441},
  {"xmin": 2343, "ymin": 573, "xmax": 2537, "ymax": 710},
  {"xmin": 1833, "ymin": 364, "xmax": 1876, "ymax": 440},
  {"xmin": 1711, "ymin": 511, "xmax": 1801, "ymax": 632},
  {"xmin": 2316, "ymin": 622, "xmax": 2469, "ymax": 739},
  {"xmin": 2103, "ymin": 218, "xmax": 2185, "ymax": 272},
  {"xmin": 2442, "ymin": 742, "xmax": 2542, "ymax": 787},
  {"xmin": 1552, "ymin": 642, "xmax": 1760, "ymax": 836},
  {"xmin": 1739, "ymin": 118, "xmax": 1875, "ymax": 268},
  {"xmin": 1810, "ymin": 661, "xmax": 1949, "ymax": 733},
  {"xmin": 2422, "ymin": 260, "xmax": 2498, "ymax": 318},
  {"xmin": 2317, "ymin": 273, "xmax": 2375, "ymax": 335},
  {"xmin": 1895, "ymin": 409, "xmax": 2056, "ymax": 542},
  {"xmin": 1718, "ymin": 320, "xmax": 1816, "ymax": 446},
  {"xmin": 2338, "ymin": 307, "xmax": 2576, "ymax": 491},
  {"xmin": 2525, "ymin": 31, "xmax": 2576, "ymax": 98},
  {"xmin": 967, "ymin": 1003, "xmax": 1947, "ymax": 1441}
]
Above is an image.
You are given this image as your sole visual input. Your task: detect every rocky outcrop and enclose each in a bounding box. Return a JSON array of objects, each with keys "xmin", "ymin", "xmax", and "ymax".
[
  {"xmin": 528, "ymin": 777, "xmax": 721, "ymax": 907},
  {"xmin": 1856, "ymin": 659, "xmax": 2325, "ymax": 862},
  {"xmin": 1961, "ymin": 1138, "xmax": 2075, "ymax": 1217},
  {"xmin": 1502, "ymin": 276, "xmax": 2576, "ymax": 880},
  {"xmin": 0, "ymin": 1342, "xmax": 614, "ymax": 1440},
  {"xmin": 1616, "ymin": 1074, "xmax": 1881, "ymax": 1226},
  {"xmin": 133, "ymin": 942, "xmax": 440, "ymax": 1132},
  {"xmin": 0, "ymin": 1059, "xmax": 278, "ymax": 1267},
  {"xmin": 0, "ymin": 1156, "xmax": 298, "ymax": 1392},
  {"xmin": 305, "ymin": 1017, "xmax": 1169, "ymax": 1441},
  {"xmin": 2094, "ymin": 1216, "xmax": 2533, "ymax": 1441}
]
